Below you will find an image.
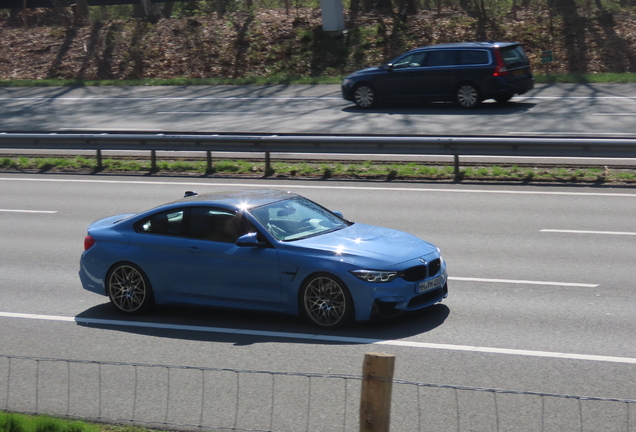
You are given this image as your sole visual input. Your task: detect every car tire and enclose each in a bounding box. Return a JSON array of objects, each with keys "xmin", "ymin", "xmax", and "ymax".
[
  {"xmin": 494, "ymin": 94, "xmax": 513, "ymax": 104},
  {"xmin": 454, "ymin": 83, "xmax": 481, "ymax": 109},
  {"xmin": 300, "ymin": 273, "xmax": 353, "ymax": 328},
  {"xmin": 106, "ymin": 262, "xmax": 154, "ymax": 315},
  {"xmin": 353, "ymin": 84, "xmax": 377, "ymax": 108}
]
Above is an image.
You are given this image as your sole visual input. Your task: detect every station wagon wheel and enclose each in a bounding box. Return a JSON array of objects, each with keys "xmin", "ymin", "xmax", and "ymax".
[
  {"xmin": 454, "ymin": 83, "xmax": 481, "ymax": 109},
  {"xmin": 107, "ymin": 263, "xmax": 154, "ymax": 314},
  {"xmin": 300, "ymin": 273, "xmax": 353, "ymax": 328},
  {"xmin": 353, "ymin": 84, "xmax": 376, "ymax": 108}
]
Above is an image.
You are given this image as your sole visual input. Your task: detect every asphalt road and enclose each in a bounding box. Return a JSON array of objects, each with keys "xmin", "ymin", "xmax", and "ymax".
[
  {"xmin": 1, "ymin": 83, "xmax": 636, "ymax": 136},
  {"xmin": 1, "ymin": 174, "xmax": 635, "ymax": 430}
]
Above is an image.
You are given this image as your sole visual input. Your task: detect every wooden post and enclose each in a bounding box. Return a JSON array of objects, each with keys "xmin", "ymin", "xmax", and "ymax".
[
  {"xmin": 360, "ymin": 352, "xmax": 395, "ymax": 432},
  {"xmin": 206, "ymin": 150, "xmax": 212, "ymax": 172}
]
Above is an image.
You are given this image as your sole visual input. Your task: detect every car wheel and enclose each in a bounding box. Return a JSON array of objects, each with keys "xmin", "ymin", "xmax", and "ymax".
[
  {"xmin": 495, "ymin": 94, "xmax": 513, "ymax": 104},
  {"xmin": 454, "ymin": 83, "xmax": 481, "ymax": 109},
  {"xmin": 300, "ymin": 273, "xmax": 353, "ymax": 328},
  {"xmin": 353, "ymin": 84, "xmax": 376, "ymax": 108},
  {"xmin": 106, "ymin": 262, "xmax": 154, "ymax": 314}
]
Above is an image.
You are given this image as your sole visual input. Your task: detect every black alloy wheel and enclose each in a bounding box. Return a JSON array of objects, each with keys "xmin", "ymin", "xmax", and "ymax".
[
  {"xmin": 300, "ymin": 273, "xmax": 353, "ymax": 328},
  {"xmin": 107, "ymin": 263, "xmax": 154, "ymax": 314}
]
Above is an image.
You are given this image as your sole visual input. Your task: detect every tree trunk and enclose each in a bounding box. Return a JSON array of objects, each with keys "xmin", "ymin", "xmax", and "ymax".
[
  {"xmin": 162, "ymin": 1, "xmax": 174, "ymax": 18},
  {"xmin": 133, "ymin": 0, "xmax": 158, "ymax": 22},
  {"xmin": 74, "ymin": 0, "xmax": 89, "ymax": 22}
]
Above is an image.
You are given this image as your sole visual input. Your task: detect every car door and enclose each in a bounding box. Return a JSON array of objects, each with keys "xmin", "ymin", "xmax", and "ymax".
[
  {"xmin": 418, "ymin": 49, "xmax": 459, "ymax": 98},
  {"xmin": 379, "ymin": 51, "xmax": 429, "ymax": 99},
  {"xmin": 181, "ymin": 207, "xmax": 282, "ymax": 307},
  {"xmin": 131, "ymin": 208, "xmax": 189, "ymax": 299}
]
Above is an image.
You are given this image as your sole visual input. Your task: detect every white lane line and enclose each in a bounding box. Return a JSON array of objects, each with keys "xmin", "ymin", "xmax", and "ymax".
[
  {"xmin": 519, "ymin": 96, "xmax": 636, "ymax": 100},
  {"xmin": 156, "ymin": 111, "xmax": 259, "ymax": 115},
  {"xmin": 0, "ymin": 97, "xmax": 342, "ymax": 101},
  {"xmin": 593, "ymin": 113, "xmax": 636, "ymax": 116},
  {"xmin": 542, "ymin": 229, "xmax": 636, "ymax": 236},
  {"xmin": 0, "ymin": 209, "xmax": 57, "ymax": 214},
  {"xmin": 1, "ymin": 311, "xmax": 635, "ymax": 364},
  {"xmin": 2, "ymin": 177, "xmax": 636, "ymax": 198},
  {"xmin": 448, "ymin": 276, "xmax": 598, "ymax": 288}
]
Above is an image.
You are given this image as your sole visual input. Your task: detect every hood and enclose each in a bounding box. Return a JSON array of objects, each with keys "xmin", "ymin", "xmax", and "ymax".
[
  {"xmin": 345, "ymin": 66, "xmax": 385, "ymax": 78},
  {"xmin": 284, "ymin": 223, "xmax": 438, "ymax": 269}
]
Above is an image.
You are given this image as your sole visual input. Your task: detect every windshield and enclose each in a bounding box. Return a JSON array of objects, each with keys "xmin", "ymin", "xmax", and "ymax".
[{"xmin": 249, "ymin": 197, "xmax": 350, "ymax": 241}]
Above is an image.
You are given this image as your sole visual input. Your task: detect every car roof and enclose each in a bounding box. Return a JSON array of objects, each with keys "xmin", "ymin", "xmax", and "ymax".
[
  {"xmin": 171, "ymin": 189, "xmax": 297, "ymax": 210},
  {"xmin": 413, "ymin": 41, "xmax": 521, "ymax": 51}
]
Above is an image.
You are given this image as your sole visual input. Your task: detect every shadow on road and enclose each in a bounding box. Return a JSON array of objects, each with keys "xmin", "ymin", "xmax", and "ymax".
[
  {"xmin": 75, "ymin": 302, "xmax": 450, "ymax": 346},
  {"xmin": 342, "ymin": 100, "xmax": 536, "ymax": 115}
]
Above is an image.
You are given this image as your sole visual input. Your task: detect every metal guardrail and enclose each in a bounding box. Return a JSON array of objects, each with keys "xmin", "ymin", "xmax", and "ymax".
[
  {"xmin": 1, "ymin": 132, "xmax": 636, "ymax": 156},
  {"xmin": 1, "ymin": 132, "xmax": 636, "ymax": 173}
]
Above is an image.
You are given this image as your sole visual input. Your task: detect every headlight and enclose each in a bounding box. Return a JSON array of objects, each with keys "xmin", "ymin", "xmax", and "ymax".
[
  {"xmin": 351, "ymin": 270, "xmax": 397, "ymax": 283},
  {"xmin": 342, "ymin": 78, "xmax": 351, "ymax": 86}
]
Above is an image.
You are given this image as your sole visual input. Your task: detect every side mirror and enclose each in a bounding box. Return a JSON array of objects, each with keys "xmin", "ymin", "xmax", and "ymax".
[
  {"xmin": 333, "ymin": 211, "xmax": 344, "ymax": 219},
  {"xmin": 236, "ymin": 232, "xmax": 265, "ymax": 247}
]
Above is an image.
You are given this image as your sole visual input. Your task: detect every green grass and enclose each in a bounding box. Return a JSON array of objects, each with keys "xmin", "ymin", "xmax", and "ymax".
[
  {"xmin": 2, "ymin": 73, "xmax": 636, "ymax": 87},
  {"xmin": 0, "ymin": 411, "xmax": 165, "ymax": 432},
  {"xmin": 1, "ymin": 155, "xmax": 634, "ymax": 183},
  {"xmin": 0, "ymin": 412, "xmax": 98, "ymax": 432}
]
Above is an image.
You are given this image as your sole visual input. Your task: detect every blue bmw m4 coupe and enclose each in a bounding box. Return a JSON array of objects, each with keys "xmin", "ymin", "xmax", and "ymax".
[{"xmin": 80, "ymin": 189, "xmax": 448, "ymax": 328}]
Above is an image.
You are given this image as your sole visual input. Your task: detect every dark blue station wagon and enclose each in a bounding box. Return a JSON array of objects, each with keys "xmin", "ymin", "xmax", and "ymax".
[{"xmin": 342, "ymin": 42, "xmax": 535, "ymax": 109}]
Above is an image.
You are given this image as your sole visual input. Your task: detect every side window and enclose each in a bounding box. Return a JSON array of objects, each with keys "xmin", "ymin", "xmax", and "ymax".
[
  {"xmin": 135, "ymin": 209, "xmax": 185, "ymax": 237},
  {"xmin": 424, "ymin": 50, "xmax": 456, "ymax": 67},
  {"xmin": 189, "ymin": 208, "xmax": 256, "ymax": 244},
  {"xmin": 458, "ymin": 50, "xmax": 490, "ymax": 65},
  {"xmin": 392, "ymin": 52, "xmax": 426, "ymax": 69}
]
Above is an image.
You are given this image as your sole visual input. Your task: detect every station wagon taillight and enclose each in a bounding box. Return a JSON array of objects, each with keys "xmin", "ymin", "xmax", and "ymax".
[
  {"xmin": 493, "ymin": 49, "xmax": 508, "ymax": 77},
  {"xmin": 84, "ymin": 236, "xmax": 95, "ymax": 250}
]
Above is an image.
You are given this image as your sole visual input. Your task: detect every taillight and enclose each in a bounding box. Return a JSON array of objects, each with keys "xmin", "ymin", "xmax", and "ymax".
[
  {"xmin": 84, "ymin": 236, "xmax": 95, "ymax": 250},
  {"xmin": 493, "ymin": 49, "xmax": 508, "ymax": 77}
]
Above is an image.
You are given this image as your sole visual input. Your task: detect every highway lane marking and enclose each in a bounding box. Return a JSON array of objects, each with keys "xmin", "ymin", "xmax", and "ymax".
[
  {"xmin": 157, "ymin": 111, "xmax": 259, "ymax": 115},
  {"xmin": 0, "ymin": 97, "xmax": 343, "ymax": 101},
  {"xmin": 542, "ymin": 229, "xmax": 636, "ymax": 236},
  {"xmin": 0, "ymin": 209, "xmax": 57, "ymax": 214},
  {"xmin": 1, "ymin": 311, "xmax": 635, "ymax": 365},
  {"xmin": 448, "ymin": 276, "xmax": 598, "ymax": 288},
  {"xmin": 2, "ymin": 177, "xmax": 636, "ymax": 198},
  {"xmin": 593, "ymin": 113, "xmax": 636, "ymax": 116}
]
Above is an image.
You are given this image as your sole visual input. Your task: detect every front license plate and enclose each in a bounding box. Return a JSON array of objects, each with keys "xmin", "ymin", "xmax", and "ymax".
[{"xmin": 417, "ymin": 276, "xmax": 442, "ymax": 294}]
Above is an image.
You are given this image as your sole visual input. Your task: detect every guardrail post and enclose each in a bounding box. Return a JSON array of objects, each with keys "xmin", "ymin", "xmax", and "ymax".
[
  {"xmin": 206, "ymin": 150, "xmax": 212, "ymax": 172},
  {"xmin": 150, "ymin": 150, "xmax": 157, "ymax": 172},
  {"xmin": 265, "ymin": 151, "xmax": 272, "ymax": 176},
  {"xmin": 360, "ymin": 352, "xmax": 395, "ymax": 432},
  {"xmin": 454, "ymin": 154, "xmax": 460, "ymax": 180},
  {"xmin": 96, "ymin": 149, "xmax": 102, "ymax": 170}
]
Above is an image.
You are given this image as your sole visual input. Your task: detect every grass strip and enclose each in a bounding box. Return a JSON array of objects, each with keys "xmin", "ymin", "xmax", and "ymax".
[
  {"xmin": 1, "ymin": 156, "xmax": 634, "ymax": 183},
  {"xmin": 2, "ymin": 73, "xmax": 636, "ymax": 87}
]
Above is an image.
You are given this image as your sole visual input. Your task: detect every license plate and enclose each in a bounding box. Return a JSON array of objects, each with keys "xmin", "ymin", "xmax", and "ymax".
[
  {"xmin": 417, "ymin": 276, "xmax": 442, "ymax": 294},
  {"xmin": 513, "ymin": 69, "xmax": 524, "ymax": 76}
]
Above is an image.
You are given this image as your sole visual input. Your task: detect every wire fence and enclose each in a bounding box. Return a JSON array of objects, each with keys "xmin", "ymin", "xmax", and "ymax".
[{"xmin": 2, "ymin": 354, "xmax": 635, "ymax": 432}]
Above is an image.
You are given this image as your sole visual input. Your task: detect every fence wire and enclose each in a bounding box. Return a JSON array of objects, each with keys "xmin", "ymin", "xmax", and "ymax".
[{"xmin": 1, "ymin": 355, "xmax": 635, "ymax": 432}]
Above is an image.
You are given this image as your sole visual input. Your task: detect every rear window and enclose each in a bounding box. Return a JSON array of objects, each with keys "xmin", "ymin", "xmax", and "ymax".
[
  {"xmin": 500, "ymin": 45, "xmax": 529, "ymax": 68},
  {"xmin": 457, "ymin": 50, "xmax": 490, "ymax": 65}
]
